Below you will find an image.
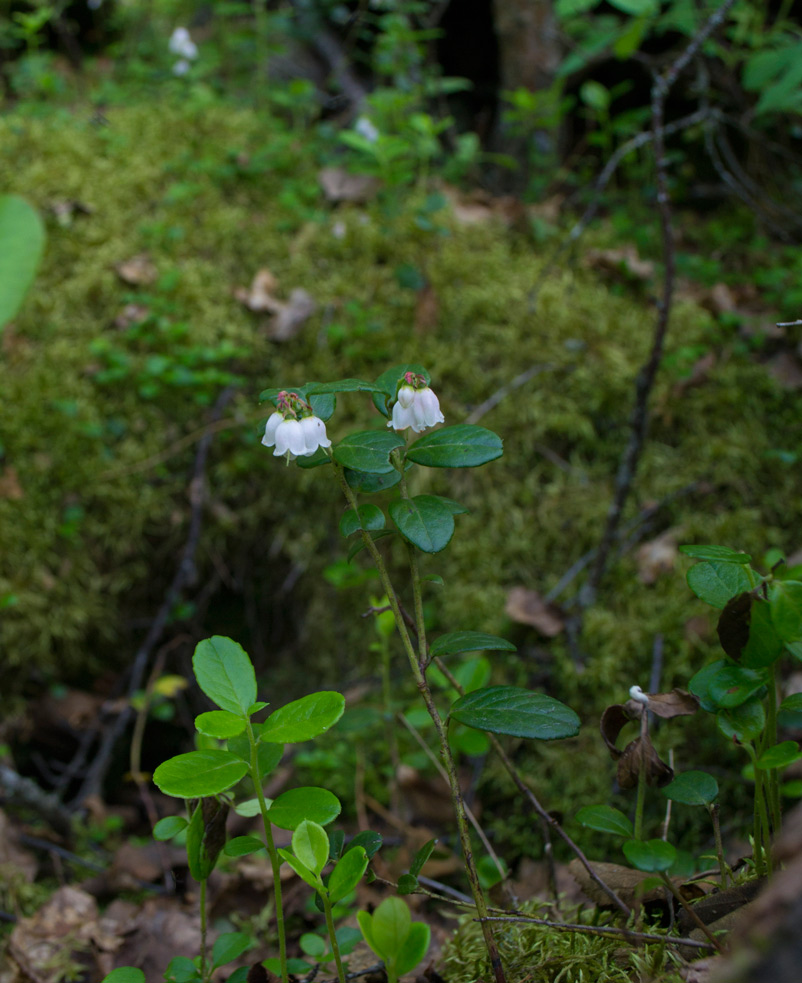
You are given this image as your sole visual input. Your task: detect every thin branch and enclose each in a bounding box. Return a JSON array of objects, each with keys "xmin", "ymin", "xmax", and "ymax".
[
  {"xmin": 70, "ymin": 387, "xmax": 235, "ymax": 807},
  {"xmin": 0, "ymin": 765, "xmax": 73, "ymax": 839},
  {"xmin": 465, "ymin": 365, "xmax": 554, "ymax": 425}
]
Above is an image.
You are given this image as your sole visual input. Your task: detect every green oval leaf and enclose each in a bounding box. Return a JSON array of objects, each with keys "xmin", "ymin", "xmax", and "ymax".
[
  {"xmin": 756, "ymin": 740, "xmax": 802, "ymax": 770},
  {"xmin": 576, "ymin": 805, "xmax": 634, "ymax": 837},
  {"xmin": 348, "ymin": 830, "xmax": 384, "ymax": 859},
  {"xmin": 195, "ymin": 710, "xmax": 247, "ymax": 739},
  {"xmin": 662, "ymin": 770, "xmax": 719, "ymax": 805},
  {"xmin": 327, "ymin": 845, "xmax": 369, "ymax": 903},
  {"xmin": 0, "ymin": 195, "xmax": 45, "ymax": 329},
  {"xmin": 395, "ymin": 921, "xmax": 431, "ymax": 978},
  {"xmin": 769, "ymin": 581, "xmax": 802, "ymax": 644},
  {"xmin": 389, "ymin": 495, "xmax": 455, "ymax": 553},
  {"xmin": 293, "ymin": 820, "xmax": 330, "ymax": 876},
  {"xmin": 742, "ymin": 598, "xmax": 785, "ymax": 669},
  {"xmin": 689, "ymin": 659, "xmax": 729, "ymax": 712},
  {"xmin": 306, "ymin": 378, "xmax": 384, "ymax": 396},
  {"xmin": 193, "ymin": 636, "xmax": 256, "ymax": 716},
  {"xmin": 405, "ymin": 425, "xmax": 503, "ymax": 469},
  {"xmin": 430, "ymin": 631, "xmax": 516, "ymax": 657},
  {"xmin": 153, "ymin": 815, "xmax": 189, "ymax": 841},
  {"xmin": 623, "ymin": 838, "xmax": 676, "ymax": 872},
  {"xmin": 333, "ymin": 431, "xmax": 404, "ymax": 474},
  {"xmin": 261, "ymin": 691, "xmax": 346, "ymax": 743},
  {"xmin": 345, "ymin": 468, "xmax": 403, "ymax": 494},
  {"xmin": 268, "ymin": 787, "xmax": 342, "ymax": 830},
  {"xmin": 153, "ymin": 749, "xmax": 248, "ymax": 798},
  {"xmin": 101, "ymin": 969, "xmax": 146, "ymax": 983},
  {"xmin": 397, "ymin": 873, "xmax": 418, "ymax": 894},
  {"xmin": 686, "ymin": 561, "xmax": 753, "ymax": 610},
  {"xmin": 778, "ymin": 693, "xmax": 802, "ymax": 729},
  {"xmin": 227, "ymin": 734, "xmax": 283, "ymax": 777},
  {"xmin": 371, "ymin": 896, "xmax": 411, "ymax": 957},
  {"xmin": 339, "ymin": 504, "xmax": 386, "ymax": 537},
  {"xmin": 164, "ymin": 957, "xmax": 198, "ymax": 983},
  {"xmin": 224, "ymin": 835, "xmax": 266, "ymax": 857},
  {"xmin": 278, "ymin": 849, "xmax": 322, "ymax": 890},
  {"xmin": 716, "ymin": 698, "xmax": 765, "ymax": 742},
  {"xmin": 679, "ymin": 545, "xmax": 752, "ymax": 563},
  {"xmin": 212, "ymin": 932, "xmax": 254, "ymax": 970},
  {"xmin": 449, "ymin": 686, "xmax": 580, "ymax": 740},
  {"xmin": 709, "ymin": 665, "xmax": 767, "ymax": 709}
]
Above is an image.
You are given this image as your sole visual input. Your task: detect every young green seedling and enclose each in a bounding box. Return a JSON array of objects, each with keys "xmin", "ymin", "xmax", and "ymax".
[{"xmin": 357, "ymin": 896, "xmax": 431, "ymax": 983}]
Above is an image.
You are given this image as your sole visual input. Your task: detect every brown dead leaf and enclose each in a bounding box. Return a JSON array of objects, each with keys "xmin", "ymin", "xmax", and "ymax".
[
  {"xmin": 414, "ymin": 284, "xmax": 439, "ymax": 334},
  {"xmin": 641, "ymin": 688, "xmax": 699, "ymax": 720},
  {"xmin": 9, "ymin": 886, "xmax": 99, "ymax": 983},
  {"xmin": 112, "ymin": 304, "xmax": 150, "ymax": 330},
  {"xmin": 584, "ymin": 246, "xmax": 654, "ymax": 281},
  {"xmin": 616, "ymin": 733, "xmax": 674, "ymax": 789},
  {"xmin": 113, "ymin": 898, "xmax": 204, "ymax": 980},
  {"xmin": 505, "ymin": 587, "xmax": 564, "ymax": 637},
  {"xmin": 234, "ymin": 269, "xmax": 283, "ymax": 313},
  {"xmin": 0, "ymin": 466, "xmax": 24, "ymax": 501},
  {"xmin": 637, "ymin": 529, "xmax": 679, "ymax": 584},
  {"xmin": 268, "ymin": 288, "xmax": 316, "ymax": 341},
  {"xmin": 568, "ymin": 859, "xmax": 665, "ymax": 908},
  {"xmin": 765, "ymin": 351, "xmax": 802, "ymax": 390},
  {"xmin": 318, "ymin": 167, "xmax": 381, "ymax": 203},
  {"xmin": 114, "ymin": 254, "xmax": 157, "ymax": 286}
]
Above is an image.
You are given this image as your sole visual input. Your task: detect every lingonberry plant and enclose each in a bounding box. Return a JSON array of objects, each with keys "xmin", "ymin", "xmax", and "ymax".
[{"xmin": 103, "ymin": 364, "xmax": 583, "ymax": 983}]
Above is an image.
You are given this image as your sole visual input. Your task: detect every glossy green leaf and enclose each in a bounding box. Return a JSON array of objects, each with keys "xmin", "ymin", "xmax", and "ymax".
[
  {"xmin": 212, "ymin": 933, "xmax": 254, "ymax": 970},
  {"xmin": 662, "ymin": 771, "xmax": 719, "ymax": 805},
  {"xmin": 686, "ymin": 561, "xmax": 753, "ymax": 610},
  {"xmin": 742, "ymin": 598, "xmax": 785, "ymax": 669},
  {"xmin": 397, "ymin": 873, "xmax": 418, "ymax": 894},
  {"xmin": 709, "ymin": 665, "xmax": 767, "ymax": 709},
  {"xmin": 101, "ymin": 969, "xmax": 146, "ymax": 983},
  {"xmin": 453, "ymin": 656, "xmax": 492, "ymax": 693},
  {"xmin": 327, "ymin": 845, "xmax": 368, "ymax": 903},
  {"xmin": 717, "ymin": 698, "xmax": 765, "ymax": 742},
  {"xmin": 755, "ymin": 741, "xmax": 802, "ymax": 770},
  {"xmin": 333, "ymin": 431, "xmax": 404, "ymax": 474},
  {"xmin": 306, "ymin": 378, "xmax": 384, "ymax": 396},
  {"xmin": 607, "ymin": 0, "xmax": 657, "ymax": 13},
  {"xmin": 278, "ymin": 849, "xmax": 321, "ymax": 890},
  {"xmin": 689, "ymin": 659, "xmax": 729, "ymax": 713},
  {"xmin": 0, "ymin": 195, "xmax": 45, "ymax": 329},
  {"xmin": 293, "ymin": 820, "xmax": 330, "ymax": 876},
  {"xmin": 348, "ymin": 830, "xmax": 383, "ymax": 859},
  {"xmin": 345, "ymin": 468, "xmax": 403, "ymax": 494},
  {"xmin": 449, "ymin": 686, "xmax": 580, "ymax": 740},
  {"xmin": 300, "ymin": 933, "xmax": 327, "ymax": 958},
  {"xmin": 339, "ymin": 504, "xmax": 385, "ymax": 537},
  {"xmin": 192, "ymin": 636, "xmax": 256, "ymax": 716},
  {"xmin": 576, "ymin": 805, "xmax": 633, "ymax": 837},
  {"xmin": 769, "ymin": 581, "xmax": 802, "ymax": 643},
  {"xmin": 405, "ymin": 425, "xmax": 503, "ymax": 469},
  {"xmin": 227, "ymin": 734, "xmax": 283, "ymax": 777},
  {"xmin": 410, "ymin": 839, "xmax": 436, "ymax": 877},
  {"xmin": 224, "ymin": 835, "xmax": 265, "ymax": 857},
  {"xmin": 260, "ymin": 691, "xmax": 345, "ymax": 743},
  {"xmin": 371, "ymin": 896, "xmax": 411, "ymax": 957},
  {"xmin": 164, "ymin": 957, "xmax": 198, "ymax": 983},
  {"xmin": 153, "ymin": 816, "xmax": 188, "ymax": 841},
  {"xmin": 389, "ymin": 495, "xmax": 455, "ymax": 553},
  {"xmin": 248, "ymin": 701, "xmax": 269, "ymax": 716},
  {"xmin": 268, "ymin": 787, "xmax": 341, "ymax": 830},
  {"xmin": 778, "ymin": 693, "xmax": 802, "ymax": 729},
  {"xmin": 195, "ymin": 710, "xmax": 247, "ymax": 739},
  {"xmin": 395, "ymin": 921, "xmax": 431, "ymax": 978},
  {"xmin": 449, "ymin": 723, "xmax": 491, "ymax": 756},
  {"xmin": 679, "ymin": 545, "xmax": 752, "ymax": 563},
  {"xmin": 623, "ymin": 838, "xmax": 676, "ymax": 872},
  {"xmin": 153, "ymin": 750, "xmax": 248, "ymax": 798},
  {"xmin": 430, "ymin": 631, "xmax": 516, "ymax": 657}
]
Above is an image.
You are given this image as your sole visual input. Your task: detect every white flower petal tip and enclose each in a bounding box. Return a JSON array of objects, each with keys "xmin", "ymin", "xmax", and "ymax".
[
  {"xmin": 629, "ymin": 686, "xmax": 650, "ymax": 705},
  {"xmin": 299, "ymin": 415, "xmax": 332, "ymax": 455},
  {"xmin": 388, "ymin": 384, "xmax": 444, "ymax": 433},
  {"xmin": 263, "ymin": 411, "xmax": 331, "ymax": 459}
]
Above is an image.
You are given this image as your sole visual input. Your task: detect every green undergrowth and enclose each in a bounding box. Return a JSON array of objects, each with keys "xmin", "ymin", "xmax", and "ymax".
[
  {"xmin": 440, "ymin": 900, "xmax": 684, "ymax": 983},
  {"xmin": 1, "ymin": 94, "xmax": 800, "ymax": 735}
]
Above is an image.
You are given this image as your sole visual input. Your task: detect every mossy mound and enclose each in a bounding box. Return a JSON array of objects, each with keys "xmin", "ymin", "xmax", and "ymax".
[{"xmin": 1, "ymin": 96, "xmax": 800, "ymax": 723}]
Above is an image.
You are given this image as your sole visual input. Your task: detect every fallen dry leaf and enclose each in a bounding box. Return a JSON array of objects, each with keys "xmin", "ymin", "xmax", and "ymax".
[
  {"xmin": 584, "ymin": 246, "xmax": 654, "ymax": 281},
  {"xmin": 234, "ymin": 269, "xmax": 283, "ymax": 313},
  {"xmin": 268, "ymin": 288, "xmax": 316, "ymax": 342},
  {"xmin": 114, "ymin": 254, "xmax": 157, "ymax": 286},
  {"xmin": 0, "ymin": 466, "xmax": 23, "ymax": 501},
  {"xmin": 318, "ymin": 166, "xmax": 381, "ymax": 203},
  {"xmin": 113, "ymin": 303, "xmax": 150, "ymax": 330},
  {"xmin": 505, "ymin": 587, "xmax": 564, "ymax": 637},
  {"xmin": 636, "ymin": 529, "xmax": 679, "ymax": 584}
]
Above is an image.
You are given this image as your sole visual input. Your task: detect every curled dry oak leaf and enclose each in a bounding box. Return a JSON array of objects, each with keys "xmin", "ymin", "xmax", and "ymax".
[
  {"xmin": 318, "ymin": 166, "xmax": 381, "ymax": 203},
  {"xmin": 505, "ymin": 586, "xmax": 565, "ymax": 637},
  {"xmin": 235, "ymin": 269, "xmax": 316, "ymax": 341},
  {"xmin": 114, "ymin": 253, "xmax": 158, "ymax": 286}
]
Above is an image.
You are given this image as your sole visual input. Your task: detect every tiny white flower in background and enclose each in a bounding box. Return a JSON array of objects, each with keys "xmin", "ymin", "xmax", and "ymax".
[
  {"xmin": 354, "ymin": 116, "xmax": 380, "ymax": 143},
  {"xmin": 262, "ymin": 392, "xmax": 332, "ymax": 462},
  {"xmin": 388, "ymin": 373, "xmax": 445, "ymax": 433},
  {"xmin": 169, "ymin": 27, "xmax": 198, "ymax": 60},
  {"xmin": 332, "ymin": 220, "xmax": 347, "ymax": 240},
  {"xmin": 172, "ymin": 59, "xmax": 191, "ymax": 76}
]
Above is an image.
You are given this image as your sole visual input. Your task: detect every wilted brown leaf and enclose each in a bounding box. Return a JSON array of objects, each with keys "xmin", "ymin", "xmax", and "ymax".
[
  {"xmin": 616, "ymin": 733, "xmax": 674, "ymax": 789},
  {"xmin": 113, "ymin": 898, "xmax": 204, "ymax": 980},
  {"xmin": 115, "ymin": 254, "xmax": 157, "ymax": 286},
  {"xmin": 568, "ymin": 859, "xmax": 665, "ymax": 908},
  {"xmin": 717, "ymin": 591, "xmax": 754, "ymax": 660},
  {"xmin": 0, "ymin": 466, "xmax": 23, "ymax": 501},
  {"xmin": 268, "ymin": 288, "xmax": 316, "ymax": 341},
  {"xmin": 318, "ymin": 167, "xmax": 381, "ymax": 203},
  {"xmin": 234, "ymin": 269, "xmax": 283, "ymax": 313},
  {"xmin": 643, "ymin": 688, "xmax": 700, "ymax": 719},
  {"xmin": 505, "ymin": 587, "xmax": 564, "ymax": 637}
]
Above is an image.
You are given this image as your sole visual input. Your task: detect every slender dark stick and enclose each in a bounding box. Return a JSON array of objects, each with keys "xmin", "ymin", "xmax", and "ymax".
[{"xmin": 580, "ymin": 0, "xmax": 737, "ymax": 607}]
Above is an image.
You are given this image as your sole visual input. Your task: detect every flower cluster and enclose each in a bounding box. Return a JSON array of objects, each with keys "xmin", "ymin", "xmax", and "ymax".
[
  {"xmin": 388, "ymin": 373, "xmax": 444, "ymax": 433},
  {"xmin": 169, "ymin": 27, "xmax": 198, "ymax": 76},
  {"xmin": 262, "ymin": 391, "xmax": 332, "ymax": 462}
]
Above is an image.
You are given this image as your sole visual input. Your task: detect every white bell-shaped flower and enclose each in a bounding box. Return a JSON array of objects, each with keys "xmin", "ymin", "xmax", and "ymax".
[
  {"xmin": 389, "ymin": 384, "xmax": 444, "ymax": 433},
  {"xmin": 299, "ymin": 415, "xmax": 332, "ymax": 455},
  {"xmin": 262, "ymin": 410, "xmax": 331, "ymax": 460},
  {"xmin": 169, "ymin": 27, "xmax": 198, "ymax": 59}
]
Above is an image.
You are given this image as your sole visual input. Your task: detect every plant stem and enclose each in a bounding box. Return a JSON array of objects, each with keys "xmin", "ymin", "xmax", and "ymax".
[
  {"xmin": 743, "ymin": 742, "xmax": 771, "ymax": 877},
  {"xmin": 322, "ymin": 894, "xmax": 347, "ymax": 983},
  {"xmin": 708, "ymin": 802, "xmax": 731, "ymax": 888},
  {"xmin": 765, "ymin": 664, "xmax": 782, "ymax": 834},
  {"xmin": 199, "ymin": 878, "xmax": 209, "ymax": 982},
  {"xmin": 659, "ymin": 873, "xmax": 724, "ymax": 952},
  {"xmin": 633, "ymin": 715, "xmax": 649, "ymax": 841},
  {"xmin": 333, "ymin": 462, "xmax": 507, "ymax": 983},
  {"xmin": 246, "ymin": 720, "xmax": 288, "ymax": 983}
]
